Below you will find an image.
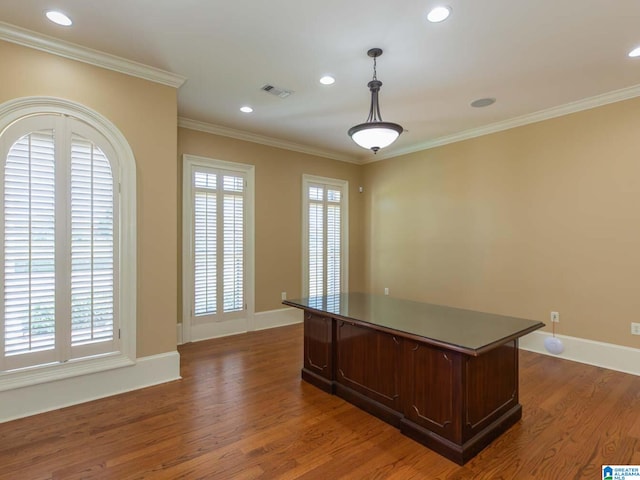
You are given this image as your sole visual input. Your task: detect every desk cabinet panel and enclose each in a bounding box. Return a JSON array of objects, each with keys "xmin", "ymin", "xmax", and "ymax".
[
  {"xmin": 335, "ymin": 321, "xmax": 401, "ymax": 411},
  {"xmin": 402, "ymin": 342, "xmax": 462, "ymax": 443}
]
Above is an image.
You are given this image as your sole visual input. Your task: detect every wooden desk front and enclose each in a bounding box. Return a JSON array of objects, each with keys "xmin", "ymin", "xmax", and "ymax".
[{"xmin": 284, "ymin": 293, "xmax": 544, "ymax": 465}]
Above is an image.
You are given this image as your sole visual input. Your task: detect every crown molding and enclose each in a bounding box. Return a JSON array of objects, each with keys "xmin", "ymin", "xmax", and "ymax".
[
  {"xmin": 178, "ymin": 117, "xmax": 360, "ymax": 164},
  {"xmin": 371, "ymin": 83, "xmax": 640, "ymax": 163},
  {"xmin": 0, "ymin": 21, "xmax": 186, "ymax": 88}
]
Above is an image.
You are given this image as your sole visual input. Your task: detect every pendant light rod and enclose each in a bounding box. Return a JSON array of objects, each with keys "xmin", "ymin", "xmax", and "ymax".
[
  {"xmin": 364, "ymin": 49, "xmax": 384, "ymax": 123},
  {"xmin": 366, "ymin": 81, "xmax": 383, "ymax": 122},
  {"xmin": 348, "ymin": 48, "xmax": 403, "ymax": 154}
]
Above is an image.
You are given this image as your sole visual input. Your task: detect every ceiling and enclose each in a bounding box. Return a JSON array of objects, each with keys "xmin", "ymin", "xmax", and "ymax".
[{"xmin": 1, "ymin": 0, "xmax": 640, "ymax": 163}]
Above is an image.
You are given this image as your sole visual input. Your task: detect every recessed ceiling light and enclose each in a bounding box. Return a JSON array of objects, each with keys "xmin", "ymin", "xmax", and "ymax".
[
  {"xmin": 240, "ymin": 106, "xmax": 253, "ymax": 113},
  {"xmin": 629, "ymin": 46, "xmax": 640, "ymax": 57},
  {"xmin": 320, "ymin": 75, "xmax": 336, "ymax": 85},
  {"xmin": 45, "ymin": 10, "xmax": 73, "ymax": 26},
  {"xmin": 470, "ymin": 97, "xmax": 496, "ymax": 108},
  {"xmin": 427, "ymin": 6, "xmax": 451, "ymax": 23}
]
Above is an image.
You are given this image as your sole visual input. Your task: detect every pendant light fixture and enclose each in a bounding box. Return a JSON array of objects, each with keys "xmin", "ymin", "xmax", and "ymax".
[{"xmin": 348, "ymin": 48, "xmax": 403, "ymax": 153}]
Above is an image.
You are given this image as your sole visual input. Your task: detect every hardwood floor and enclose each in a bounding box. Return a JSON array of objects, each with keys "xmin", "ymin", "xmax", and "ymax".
[{"xmin": 1, "ymin": 323, "xmax": 638, "ymax": 479}]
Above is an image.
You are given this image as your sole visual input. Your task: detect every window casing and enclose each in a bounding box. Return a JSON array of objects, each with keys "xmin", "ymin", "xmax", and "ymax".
[
  {"xmin": 0, "ymin": 97, "xmax": 136, "ymax": 388},
  {"xmin": 302, "ymin": 175, "xmax": 348, "ymax": 298}
]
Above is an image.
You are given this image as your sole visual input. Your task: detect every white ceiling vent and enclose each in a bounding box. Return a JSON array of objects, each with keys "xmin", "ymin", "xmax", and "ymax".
[{"xmin": 261, "ymin": 84, "xmax": 293, "ymax": 98}]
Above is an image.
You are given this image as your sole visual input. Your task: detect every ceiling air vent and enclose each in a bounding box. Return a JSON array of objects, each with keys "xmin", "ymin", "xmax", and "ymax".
[{"xmin": 261, "ymin": 84, "xmax": 293, "ymax": 98}]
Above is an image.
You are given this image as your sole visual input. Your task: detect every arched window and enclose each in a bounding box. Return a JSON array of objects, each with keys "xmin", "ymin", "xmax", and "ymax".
[{"xmin": 0, "ymin": 98, "xmax": 136, "ymax": 384}]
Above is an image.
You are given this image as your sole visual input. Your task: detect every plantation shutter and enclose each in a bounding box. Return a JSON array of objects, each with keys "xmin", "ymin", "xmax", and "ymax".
[
  {"xmin": 307, "ymin": 182, "xmax": 343, "ymax": 297},
  {"xmin": 192, "ymin": 168, "xmax": 245, "ymax": 320},
  {"xmin": 70, "ymin": 135, "xmax": 115, "ymax": 355},
  {"xmin": 193, "ymin": 171, "xmax": 217, "ymax": 315},
  {"xmin": 222, "ymin": 175, "xmax": 244, "ymax": 312},
  {"xmin": 308, "ymin": 187, "xmax": 324, "ymax": 297},
  {"xmin": 1, "ymin": 115, "xmax": 118, "ymax": 372},
  {"xmin": 3, "ymin": 130, "xmax": 57, "ymax": 366},
  {"xmin": 326, "ymin": 188, "xmax": 341, "ymax": 296}
]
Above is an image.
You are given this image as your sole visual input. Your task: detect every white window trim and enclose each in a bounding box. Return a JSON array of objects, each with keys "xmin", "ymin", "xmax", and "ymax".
[
  {"xmin": 0, "ymin": 96, "xmax": 137, "ymax": 392},
  {"xmin": 181, "ymin": 154, "xmax": 255, "ymax": 343},
  {"xmin": 301, "ymin": 174, "xmax": 349, "ymax": 297}
]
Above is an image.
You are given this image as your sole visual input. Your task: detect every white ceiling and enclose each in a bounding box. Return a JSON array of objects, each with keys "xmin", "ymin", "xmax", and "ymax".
[{"xmin": 1, "ymin": 0, "xmax": 639, "ymax": 163}]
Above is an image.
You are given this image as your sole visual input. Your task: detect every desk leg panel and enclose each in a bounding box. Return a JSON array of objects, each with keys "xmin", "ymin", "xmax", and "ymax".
[
  {"xmin": 463, "ymin": 340, "xmax": 519, "ymax": 441},
  {"xmin": 303, "ymin": 313, "xmax": 333, "ymax": 381}
]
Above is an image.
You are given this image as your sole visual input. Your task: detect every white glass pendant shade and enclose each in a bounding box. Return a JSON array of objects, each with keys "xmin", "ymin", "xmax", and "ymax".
[{"xmin": 349, "ymin": 123, "xmax": 402, "ymax": 151}]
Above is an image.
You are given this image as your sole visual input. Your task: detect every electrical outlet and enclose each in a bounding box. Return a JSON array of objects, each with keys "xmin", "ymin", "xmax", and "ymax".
[
  {"xmin": 631, "ymin": 322, "xmax": 640, "ymax": 335},
  {"xmin": 550, "ymin": 311, "xmax": 560, "ymax": 323},
  {"xmin": 384, "ymin": 287, "xmax": 389, "ymax": 296},
  {"xmin": 281, "ymin": 291, "xmax": 287, "ymax": 301}
]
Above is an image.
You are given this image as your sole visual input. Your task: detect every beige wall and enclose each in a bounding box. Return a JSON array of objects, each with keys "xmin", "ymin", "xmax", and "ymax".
[
  {"xmin": 0, "ymin": 40, "xmax": 178, "ymax": 357},
  {"xmin": 6, "ymin": 36, "xmax": 639, "ymax": 354},
  {"xmin": 364, "ymin": 97, "xmax": 640, "ymax": 349},
  {"xmin": 178, "ymin": 128, "xmax": 365, "ymax": 313}
]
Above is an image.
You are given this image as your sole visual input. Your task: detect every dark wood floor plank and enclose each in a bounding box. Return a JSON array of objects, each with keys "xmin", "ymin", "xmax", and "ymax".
[{"xmin": 1, "ymin": 323, "xmax": 639, "ymax": 479}]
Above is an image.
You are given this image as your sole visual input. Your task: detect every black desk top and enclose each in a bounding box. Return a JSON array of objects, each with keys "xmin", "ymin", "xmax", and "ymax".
[{"xmin": 284, "ymin": 292, "xmax": 544, "ymax": 356}]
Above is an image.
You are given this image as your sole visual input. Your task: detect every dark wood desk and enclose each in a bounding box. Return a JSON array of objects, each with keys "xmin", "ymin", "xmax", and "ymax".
[{"xmin": 283, "ymin": 292, "xmax": 544, "ymax": 464}]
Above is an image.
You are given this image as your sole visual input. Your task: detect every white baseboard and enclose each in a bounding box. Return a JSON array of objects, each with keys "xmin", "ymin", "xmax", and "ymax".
[
  {"xmin": 0, "ymin": 351, "xmax": 181, "ymax": 423},
  {"xmin": 519, "ymin": 331, "xmax": 640, "ymax": 376},
  {"xmin": 253, "ymin": 307, "xmax": 303, "ymax": 331},
  {"xmin": 190, "ymin": 318, "xmax": 250, "ymax": 342},
  {"xmin": 180, "ymin": 308, "xmax": 303, "ymax": 344}
]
